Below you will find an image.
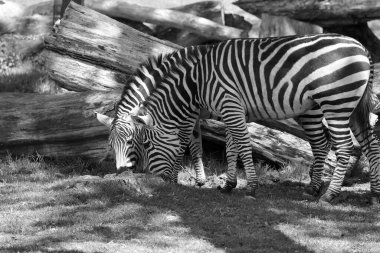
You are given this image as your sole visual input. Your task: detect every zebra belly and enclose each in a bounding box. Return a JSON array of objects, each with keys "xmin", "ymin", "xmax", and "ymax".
[{"xmin": 244, "ymin": 96, "xmax": 315, "ymax": 122}]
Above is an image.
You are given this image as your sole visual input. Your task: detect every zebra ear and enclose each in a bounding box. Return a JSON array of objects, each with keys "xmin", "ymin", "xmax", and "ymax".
[
  {"xmin": 137, "ymin": 115, "xmax": 153, "ymax": 126},
  {"xmin": 143, "ymin": 138, "xmax": 151, "ymax": 149},
  {"xmin": 95, "ymin": 112, "xmax": 114, "ymax": 128}
]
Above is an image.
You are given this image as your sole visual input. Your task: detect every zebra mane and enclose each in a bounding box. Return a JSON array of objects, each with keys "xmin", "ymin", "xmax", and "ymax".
[
  {"xmin": 132, "ymin": 45, "xmax": 208, "ymax": 84},
  {"xmin": 132, "ymin": 52, "xmax": 171, "ymax": 83},
  {"xmin": 116, "ymin": 45, "xmax": 209, "ymax": 118}
]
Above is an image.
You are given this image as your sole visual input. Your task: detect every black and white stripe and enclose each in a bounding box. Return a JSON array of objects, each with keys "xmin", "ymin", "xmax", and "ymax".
[
  {"xmin": 99, "ymin": 33, "xmax": 380, "ymax": 203},
  {"xmin": 109, "ymin": 115, "xmax": 180, "ymax": 179}
]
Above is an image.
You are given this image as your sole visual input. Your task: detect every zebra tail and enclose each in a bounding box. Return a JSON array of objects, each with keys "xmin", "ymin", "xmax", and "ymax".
[{"xmin": 351, "ymin": 51, "xmax": 378, "ymax": 129}]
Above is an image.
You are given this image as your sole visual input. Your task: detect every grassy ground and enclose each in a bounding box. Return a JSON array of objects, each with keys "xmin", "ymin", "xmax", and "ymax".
[{"xmin": 0, "ymin": 155, "xmax": 379, "ymax": 253}]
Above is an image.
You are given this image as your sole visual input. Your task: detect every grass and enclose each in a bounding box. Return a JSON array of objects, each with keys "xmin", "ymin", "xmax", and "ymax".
[
  {"xmin": 0, "ymin": 36, "xmax": 61, "ymax": 94},
  {"xmin": 0, "ymin": 154, "xmax": 379, "ymax": 253},
  {"xmin": 0, "ymin": 60, "xmax": 61, "ymax": 94}
]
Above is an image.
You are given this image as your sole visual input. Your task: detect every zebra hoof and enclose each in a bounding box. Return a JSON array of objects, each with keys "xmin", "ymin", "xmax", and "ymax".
[
  {"xmin": 319, "ymin": 193, "xmax": 334, "ymax": 204},
  {"xmin": 304, "ymin": 185, "xmax": 321, "ymax": 197},
  {"xmin": 217, "ymin": 181, "xmax": 237, "ymax": 194},
  {"xmin": 244, "ymin": 189, "xmax": 257, "ymax": 200},
  {"xmin": 370, "ymin": 194, "xmax": 380, "ymax": 207},
  {"xmin": 196, "ymin": 180, "xmax": 206, "ymax": 187}
]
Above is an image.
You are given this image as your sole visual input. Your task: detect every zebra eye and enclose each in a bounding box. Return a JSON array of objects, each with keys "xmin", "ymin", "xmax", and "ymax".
[{"xmin": 126, "ymin": 139, "xmax": 132, "ymax": 145}]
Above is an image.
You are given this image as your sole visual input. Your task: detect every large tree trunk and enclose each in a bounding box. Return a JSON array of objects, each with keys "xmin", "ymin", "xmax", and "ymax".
[{"xmin": 0, "ymin": 92, "xmax": 118, "ymax": 158}]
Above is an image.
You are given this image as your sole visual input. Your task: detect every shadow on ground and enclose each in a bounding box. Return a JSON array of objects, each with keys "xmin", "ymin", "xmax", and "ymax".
[{"xmin": 1, "ymin": 173, "xmax": 379, "ymax": 252}]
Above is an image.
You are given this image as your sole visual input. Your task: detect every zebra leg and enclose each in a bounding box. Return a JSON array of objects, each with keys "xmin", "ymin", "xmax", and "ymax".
[
  {"xmin": 221, "ymin": 106, "xmax": 257, "ymax": 199},
  {"xmin": 188, "ymin": 119, "xmax": 207, "ymax": 186},
  {"xmin": 170, "ymin": 121, "xmax": 198, "ymax": 184},
  {"xmin": 350, "ymin": 114, "xmax": 380, "ymax": 205},
  {"xmin": 320, "ymin": 119, "xmax": 353, "ymax": 203},
  {"xmin": 297, "ymin": 110, "xmax": 330, "ymax": 197},
  {"xmin": 218, "ymin": 128, "xmax": 238, "ymax": 193}
]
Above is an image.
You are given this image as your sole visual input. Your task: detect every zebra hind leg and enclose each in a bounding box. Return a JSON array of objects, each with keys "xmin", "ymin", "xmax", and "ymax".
[
  {"xmin": 221, "ymin": 106, "xmax": 257, "ymax": 199},
  {"xmin": 350, "ymin": 113, "xmax": 380, "ymax": 206},
  {"xmin": 297, "ymin": 110, "xmax": 330, "ymax": 198},
  {"xmin": 217, "ymin": 128, "xmax": 238, "ymax": 193}
]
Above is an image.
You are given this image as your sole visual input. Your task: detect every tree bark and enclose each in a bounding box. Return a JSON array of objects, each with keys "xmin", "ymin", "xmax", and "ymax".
[
  {"xmin": 44, "ymin": 4, "xmax": 181, "ymax": 75},
  {"xmin": 151, "ymin": 1, "xmax": 261, "ymax": 46},
  {"xmin": 85, "ymin": 0, "xmax": 252, "ymax": 41},
  {"xmin": 234, "ymin": 0, "xmax": 380, "ymax": 27},
  {"xmin": 86, "ymin": 0, "xmax": 261, "ymax": 46},
  {"xmin": 0, "ymin": 92, "xmax": 118, "ymax": 158},
  {"xmin": 259, "ymin": 14, "xmax": 322, "ymax": 38}
]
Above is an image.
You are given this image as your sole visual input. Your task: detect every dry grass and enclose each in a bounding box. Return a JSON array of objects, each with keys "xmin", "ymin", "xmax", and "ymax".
[
  {"xmin": 0, "ymin": 155, "xmax": 379, "ymax": 253},
  {"xmin": 0, "ymin": 60, "xmax": 61, "ymax": 94}
]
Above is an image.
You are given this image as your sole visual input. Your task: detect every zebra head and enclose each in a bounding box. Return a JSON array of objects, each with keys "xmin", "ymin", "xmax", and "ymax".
[{"xmin": 96, "ymin": 113, "xmax": 180, "ymax": 177}]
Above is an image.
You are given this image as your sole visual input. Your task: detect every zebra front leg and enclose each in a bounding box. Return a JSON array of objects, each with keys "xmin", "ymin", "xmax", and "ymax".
[
  {"xmin": 170, "ymin": 122, "xmax": 198, "ymax": 184},
  {"xmin": 218, "ymin": 128, "xmax": 238, "ymax": 193},
  {"xmin": 188, "ymin": 119, "xmax": 206, "ymax": 186}
]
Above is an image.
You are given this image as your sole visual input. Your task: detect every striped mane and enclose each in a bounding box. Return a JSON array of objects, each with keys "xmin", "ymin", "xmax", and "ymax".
[{"xmin": 115, "ymin": 45, "xmax": 208, "ymax": 119}]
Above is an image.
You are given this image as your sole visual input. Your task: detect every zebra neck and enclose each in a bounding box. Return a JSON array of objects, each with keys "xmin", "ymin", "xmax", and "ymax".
[{"xmin": 115, "ymin": 46, "xmax": 206, "ymax": 120}]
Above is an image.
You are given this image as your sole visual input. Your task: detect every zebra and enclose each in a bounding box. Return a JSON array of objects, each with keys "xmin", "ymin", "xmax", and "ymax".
[
  {"xmin": 100, "ymin": 53, "xmax": 208, "ymax": 186},
  {"xmin": 96, "ymin": 113, "xmax": 180, "ymax": 178},
  {"xmin": 96, "ymin": 33, "xmax": 380, "ymax": 204}
]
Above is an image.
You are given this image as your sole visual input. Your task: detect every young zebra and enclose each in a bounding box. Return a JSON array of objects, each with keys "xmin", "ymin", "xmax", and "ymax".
[
  {"xmin": 97, "ymin": 33, "xmax": 380, "ymax": 203},
  {"xmin": 102, "ymin": 53, "xmax": 208, "ymax": 186},
  {"xmin": 97, "ymin": 113, "xmax": 180, "ymax": 178}
]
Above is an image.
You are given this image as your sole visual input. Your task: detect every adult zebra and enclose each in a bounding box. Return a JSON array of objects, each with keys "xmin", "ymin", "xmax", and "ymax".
[{"xmin": 97, "ymin": 33, "xmax": 380, "ymax": 203}]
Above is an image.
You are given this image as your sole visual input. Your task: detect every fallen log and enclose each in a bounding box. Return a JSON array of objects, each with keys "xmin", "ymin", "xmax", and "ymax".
[
  {"xmin": 0, "ymin": 92, "xmax": 118, "ymax": 158},
  {"xmin": 234, "ymin": 0, "xmax": 380, "ymax": 27},
  {"xmin": 87, "ymin": 0, "xmax": 261, "ymax": 46},
  {"xmin": 85, "ymin": 0, "xmax": 252, "ymax": 41},
  {"xmin": 201, "ymin": 119, "xmax": 313, "ymax": 166},
  {"xmin": 259, "ymin": 14, "xmax": 322, "ymax": 37},
  {"xmin": 0, "ymin": 91, "xmax": 333, "ymax": 171},
  {"xmin": 0, "ymin": 91, "xmax": 318, "ymax": 167},
  {"xmin": 42, "ymin": 50, "xmax": 127, "ymax": 92},
  {"xmin": 44, "ymin": 13, "xmax": 180, "ymax": 76}
]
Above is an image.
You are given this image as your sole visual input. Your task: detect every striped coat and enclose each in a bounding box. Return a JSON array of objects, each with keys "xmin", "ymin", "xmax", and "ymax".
[{"xmin": 97, "ymin": 33, "xmax": 380, "ymax": 204}]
